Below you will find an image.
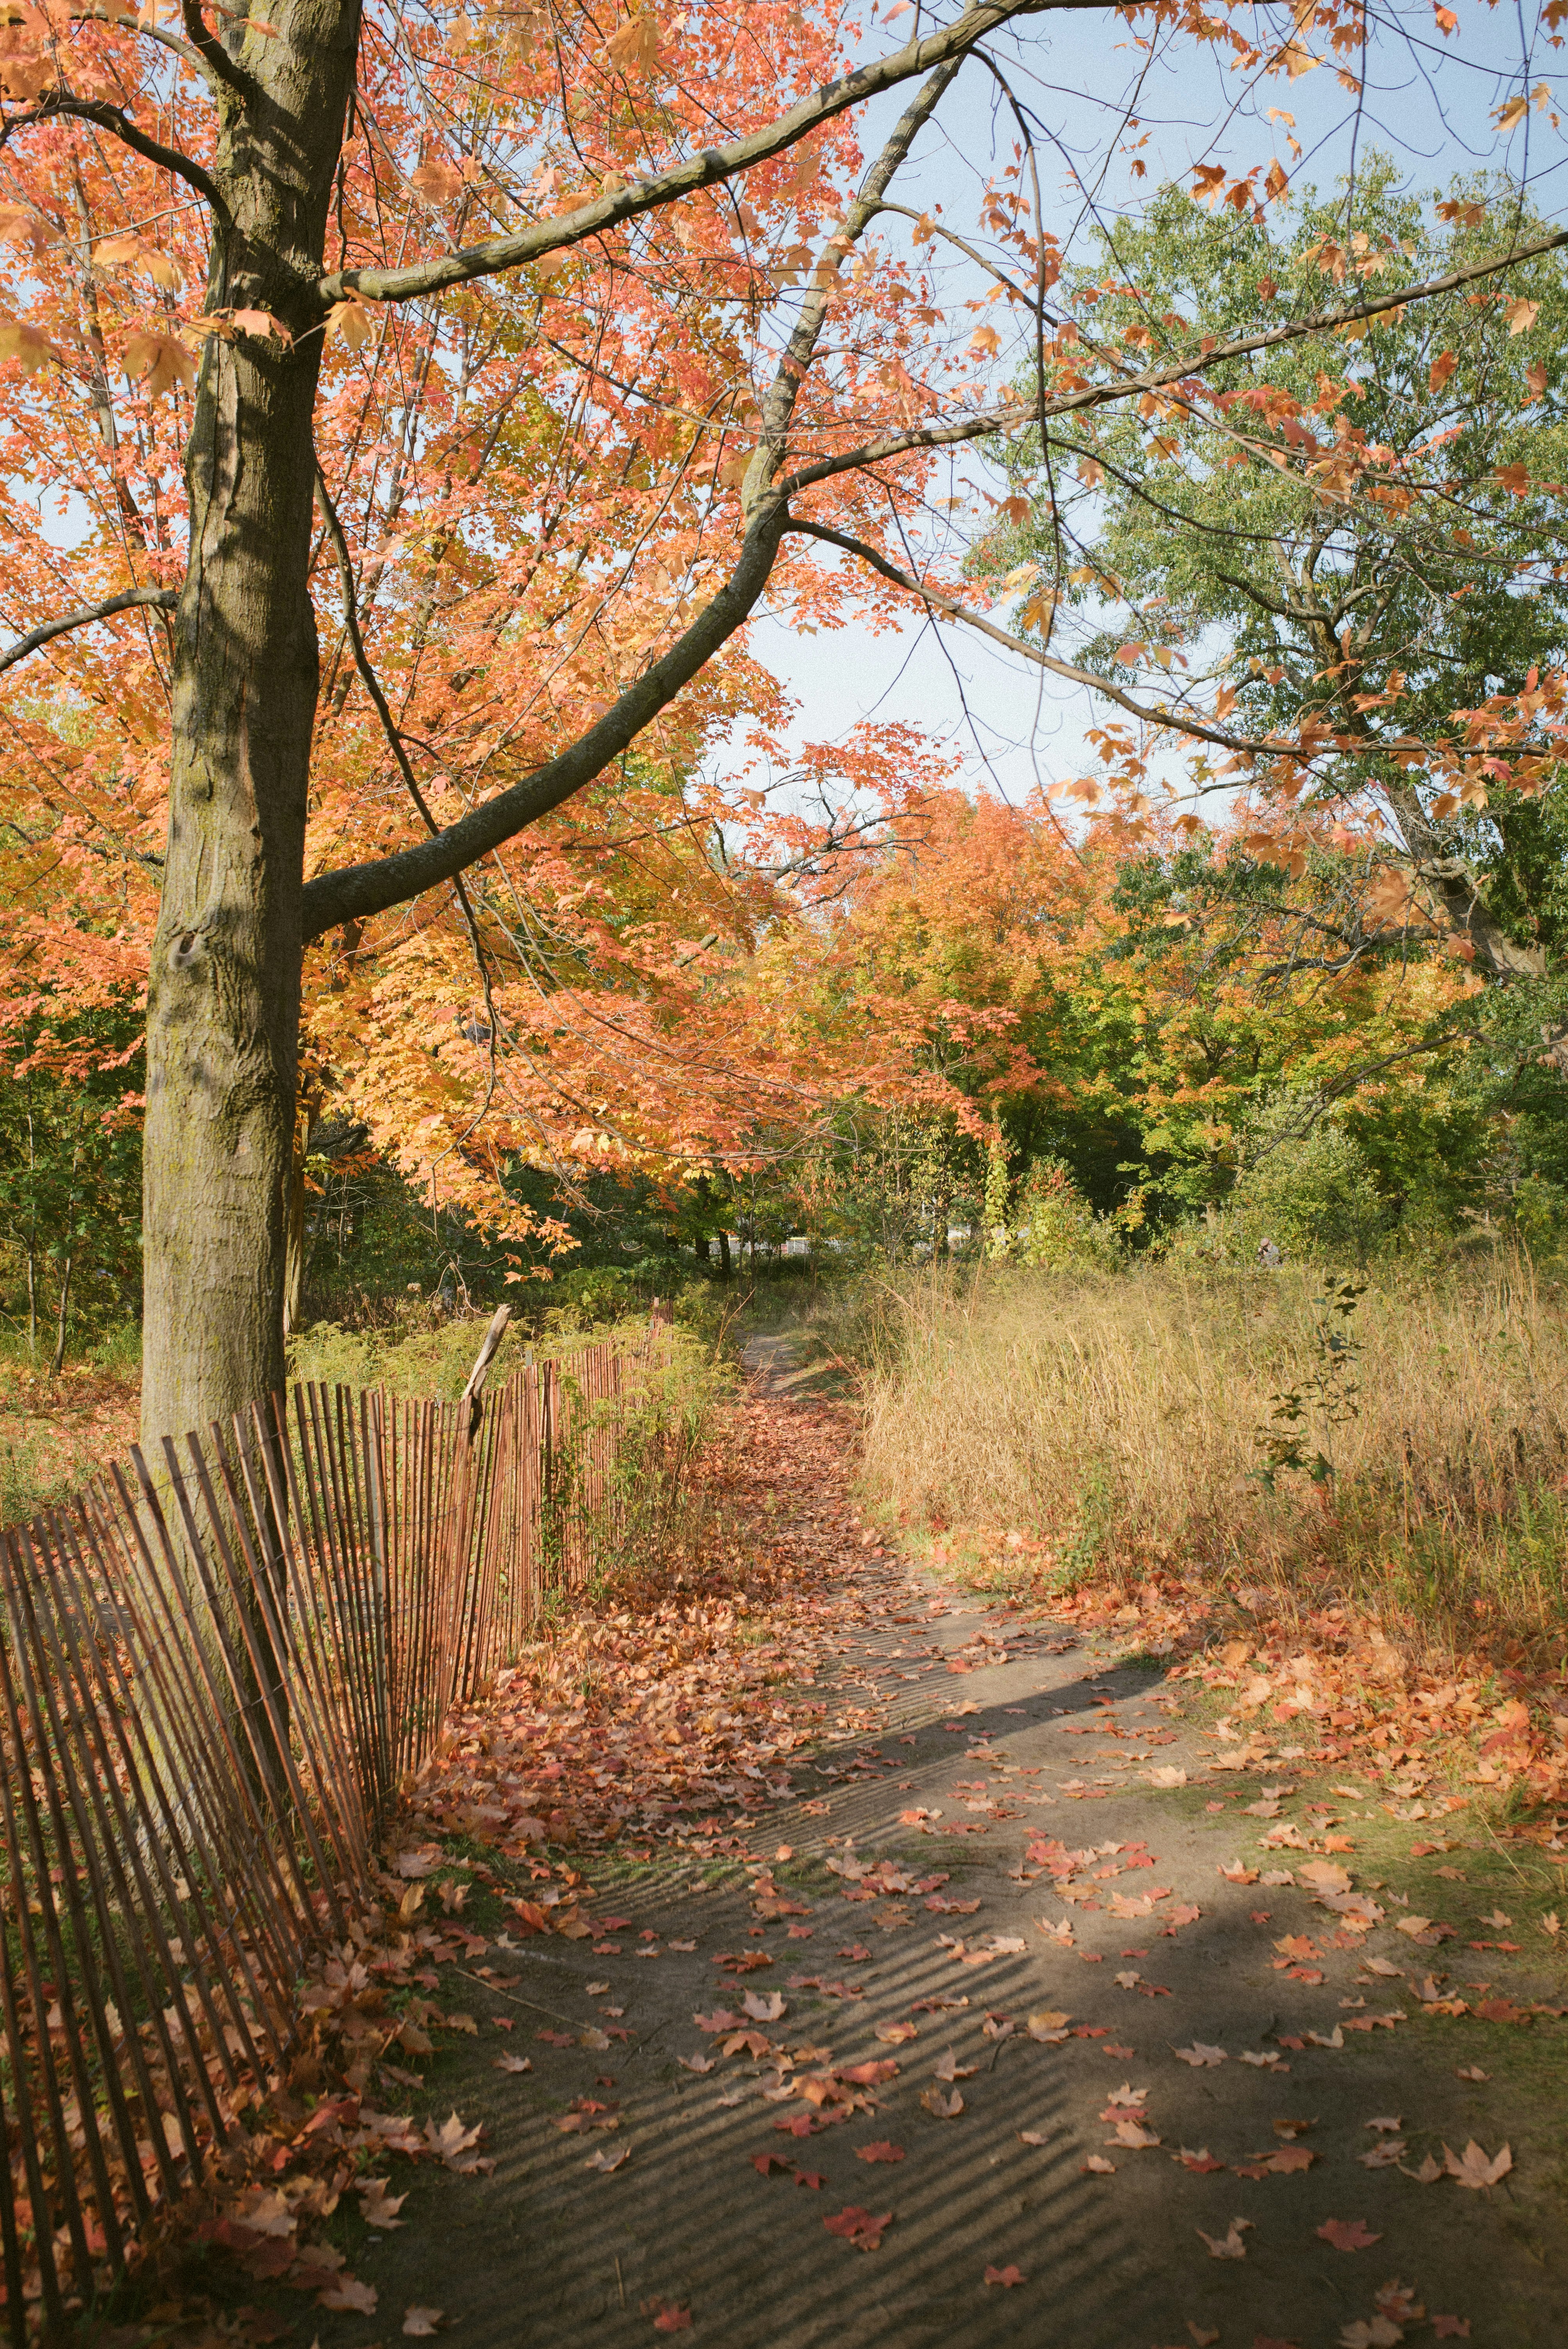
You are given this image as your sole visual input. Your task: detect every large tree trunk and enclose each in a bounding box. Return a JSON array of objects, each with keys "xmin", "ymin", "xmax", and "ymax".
[{"xmin": 139, "ymin": 5, "xmax": 359, "ymax": 1446}]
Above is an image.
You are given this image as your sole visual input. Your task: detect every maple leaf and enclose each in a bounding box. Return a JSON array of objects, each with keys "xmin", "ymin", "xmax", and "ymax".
[
  {"xmin": 932, "ymin": 2050, "xmax": 976, "ymax": 2081},
  {"xmin": 1338, "ymin": 2322, "xmax": 1401, "ymax": 2348},
  {"xmin": 319, "ymin": 2277, "xmax": 377, "ymax": 2313},
  {"xmin": 1317, "ymin": 2218, "xmax": 1381, "ymax": 2251},
  {"xmin": 585, "ymin": 2144, "xmax": 629, "ymax": 2173},
  {"xmin": 1431, "ymin": 2322, "xmax": 1470, "ymax": 2340},
  {"xmin": 358, "ymin": 2180, "xmax": 407, "ymax": 2228},
  {"xmin": 1172, "ymin": 2042, "xmax": 1226, "ymax": 2067},
  {"xmin": 1196, "ymin": 2219, "xmax": 1251, "ymax": 2260},
  {"xmin": 403, "ymin": 2310, "xmax": 444, "ymax": 2337},
  {"xmin": 605, "ymin": 10, "xmax": 661, "ymax": 74},
  {"xmin": 984, "ymin": 2264, "xmax": 1027, "ymax": 2287},
  {"xmin": 1081, "ymin": 2155, "xmax": 1116, "ymax": 2174},
  {"xmin": 0, "ymin": 317, "xmax": 55, "ymax": 375},
  {"xmin": 1442, "ymin": 2139, "xmax": 1512, "ymax": 2189},
  {"xmin": 425, "ymin": 2110, "xmax": 486, "ymax": 2169},
  {"xmin": 823, "ymin": 2204, "xmax": 892, "ymax": 2250},
  {"xmin": 742, "ymin": 1990, "xmax": 786, "ymax": 2023},
  {"xmin": 676, "ymin": 2053, "xmax": 715, "ymax": 2074},
  {"xmin": 1176, "ymin": 2148, "xmax": 1226, "ymax": 2174},
  {"xmin": 122, "ymin": 333, "xmax": 194, "ymax": 397},
  {"xmin": 647, "ymin": 2302, "xmax": 692, "ymax": 2332},
  {"xmin": 874, "ymin": 2020, "xmax": 917, "ymax": 2044},
  {"xmin": 921, "ymin": 2085, "xmax": 963, "ymax": 2118},
  {"xmin": 856, "ymin": 2141, "xmax": 904, "ymax": 2162}
]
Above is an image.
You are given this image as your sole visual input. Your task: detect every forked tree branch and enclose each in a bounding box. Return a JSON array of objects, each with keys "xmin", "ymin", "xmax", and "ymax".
[
  {"xmin": 0, "ymin": 585, "xmax": 177, "ymax": 677},
  {"xmin": 300, "ymin": 505, "xmax": 790, "ymax": 939},
  {"xmin": 313, "ymin": 457, "xmax": 501, "ymax": 1117}
]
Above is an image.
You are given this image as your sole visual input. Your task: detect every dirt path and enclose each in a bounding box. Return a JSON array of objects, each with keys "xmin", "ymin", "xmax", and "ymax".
[{"xmin": 216, "ymin": 1383, "xmax": 1568, "ymax": 2349}]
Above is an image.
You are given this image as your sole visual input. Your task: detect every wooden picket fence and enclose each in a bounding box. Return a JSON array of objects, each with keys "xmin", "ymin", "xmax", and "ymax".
[{"xmin": 0, "ymin": 1310, "xmax": 672, "ymax": 2341}]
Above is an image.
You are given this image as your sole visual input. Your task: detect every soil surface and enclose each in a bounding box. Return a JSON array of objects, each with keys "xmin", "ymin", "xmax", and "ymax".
[{"xmin": 207, "ymin": 1359, "xmax": 1568, "ymax": 2349}]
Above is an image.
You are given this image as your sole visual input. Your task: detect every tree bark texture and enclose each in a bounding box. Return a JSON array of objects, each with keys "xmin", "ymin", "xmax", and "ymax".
[{"xmin": 140, "ymin": 4, "xmax": 361, "ymax": 1445}]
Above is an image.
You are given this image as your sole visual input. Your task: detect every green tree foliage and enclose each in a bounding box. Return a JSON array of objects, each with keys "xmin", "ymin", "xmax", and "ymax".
[{"xmin": 975, "ymin": 163, "xmax": 1568, "ymax": 976}]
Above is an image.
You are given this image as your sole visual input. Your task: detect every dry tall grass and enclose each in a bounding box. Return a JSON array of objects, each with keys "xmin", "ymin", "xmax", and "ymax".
[{"xmin": 855, "ymin": 1258, "xmax": 1568, "ymax": 1659}]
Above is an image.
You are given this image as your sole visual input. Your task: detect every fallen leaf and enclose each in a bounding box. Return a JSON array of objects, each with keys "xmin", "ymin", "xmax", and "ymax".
[
  {"xmin": 1454, "ymin": 2065, "xmax": 1489, "ymax": 2083},
  {"xmin": 676, "ymin": 2054, "xmax": 715, "ymax": 2075},
  {"xmin": 921, "ymin": 2086, "xmax": 963, "ymax": 2119},
  {"xmin": 1196, "ymin": 2219, "xmax": 1251, "ymax": 2260},
  {"xmin": 875, "ymin": 2021, "xmax": 918, "ymax": 2044},
  {"xmin": 403, "ymin": 2311, "xmax": 444, "ymax": 2338},
  {"xmin": 1338, "ymin": 2322, "xmax": 1402, "ymax": 2349},
  {"xmin": 743, "ymin": 1990, "xmax": 786, "ymax": 2023},
  {"xmin": 1081, "ymin": 2154, "xmax": 1116, "ymax": 2173},
  {"xmin": 1442, "ymin": 2139, "xmax": 1512, "ymax": 2190},
  {"xmin": 319, "ymin": 2278, "xmax": 378, "ymax": 2314},
  {"xmin": 649, "ymin": 2303, "xmax": 692, "ymax": 2333},
  {"xmin": 1173, "ymin": 2043, "xmax": 1226, "ymax": 2067},
  {"xmin": 1431, "ymin": 2321, "xmax": 1470, "ymax": 2340},
  {"xmin": 823, "ymin": 2203, "xmax": 891, "ymax": 2250},
  {"xmin": 1317, "ymin": 2218, "xmax": 1381, "ymax": 2251},
  {"xmin": 856, "ymin": 2141, "xmax": 905, "ymax": 2163},
  {"xmin": 984, "ymin": 2264, "xmax": 1027, "ymax": 2287},
  {"xmin": 585, "ymin": 2144, "xmax": 629, "ymax": 2173},
  {"xmin": 493, "ymin": 2052, "xmax": 532, "ymax": 2074}
]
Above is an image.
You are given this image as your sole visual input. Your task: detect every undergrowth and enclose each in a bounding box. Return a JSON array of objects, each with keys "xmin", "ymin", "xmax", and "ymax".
[{"xmin": 850, "ymin": 1257, "xmax": 1568, "ymax": 1677}]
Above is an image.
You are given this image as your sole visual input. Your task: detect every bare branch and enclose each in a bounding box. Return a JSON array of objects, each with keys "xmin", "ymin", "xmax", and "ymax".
[
  {"xmin": 786, "ymin": 516, "xmax": 1281, "ymax": 756},
  {"xmin": 0, "ymin": 585, "xmax": 176, "ymax": 678}
]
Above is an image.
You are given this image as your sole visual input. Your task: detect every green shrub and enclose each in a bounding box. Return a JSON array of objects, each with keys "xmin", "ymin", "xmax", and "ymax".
[
  {"xmin": 1012, "ymin": 1158, "xmax": 1125, "ymax": 1273},
  {"xmin": 1172, "ymin": 1119, "xmax": 1387, "ymax": 1267}
]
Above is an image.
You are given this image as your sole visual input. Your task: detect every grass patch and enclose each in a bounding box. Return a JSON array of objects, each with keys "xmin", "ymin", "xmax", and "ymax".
[{"xmin": 854, "ymin": 1257, "xmax": 1568, "ymax": 1673}]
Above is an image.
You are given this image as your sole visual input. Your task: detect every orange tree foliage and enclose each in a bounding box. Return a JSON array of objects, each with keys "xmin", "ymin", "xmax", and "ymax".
[
  {"xmin": 0, "ymin": 0, "xmax": 1553, "ymax": 1361},
  {"xmin": 772, "ymin": 785, "xmax": 1491, "ymax": 1238}
]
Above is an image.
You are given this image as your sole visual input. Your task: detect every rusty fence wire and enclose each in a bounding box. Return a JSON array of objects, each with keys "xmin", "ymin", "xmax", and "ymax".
[{"xmin": 0, "ymin": 1310, "xmax": 672, "ymax": 2340}]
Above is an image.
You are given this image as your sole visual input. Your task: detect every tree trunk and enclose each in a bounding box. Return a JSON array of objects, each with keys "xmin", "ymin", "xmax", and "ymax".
[
  {"xmin": 139, "ymin": 4, "xmax": 361, "ymax": 1447},
  {"xmin": 50, "ymin": 1252, "xmax": 71, "ymax": 1377}
]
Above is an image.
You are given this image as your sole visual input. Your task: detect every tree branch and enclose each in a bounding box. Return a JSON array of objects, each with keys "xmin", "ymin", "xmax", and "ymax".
[
  {"xmin": 313, "ymin": 458, "xmax": 500, "ymax": 1122},
  {"xmin": 300, "ymin": 507, "xmax": 790, "ymax": 939},
  {"xmin": 0, "ymin": 585, "xmax": 176, "ymax": 678},
  {"xmin": 786, "ymin": 516, "xmax": 1283, "ymax": 756},
  {"xmin": 178, "ymin": 0, "xmax": 249, "ymax": 91},
  {"xmin": 315, "ymin": 0, "xmax": 1084, "ymax": 308},
  {"xmin": 774, "ymin": 226, "xmax": 1568, "ymax": 499},
  {"xmin": 0, "ymin": 96, "xmax": 230, "ymax": 219}
]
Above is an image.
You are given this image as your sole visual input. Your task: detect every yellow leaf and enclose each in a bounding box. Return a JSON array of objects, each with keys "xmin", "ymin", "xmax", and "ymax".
[
  {"xmin": 327, "ymin": 298, "xmax": 374, "ymax": 349},
  {"xmin": 606, "ymin": 11, "xmax": 660, "ymax": 73},
  {"xmin": 1495, "ymin": 91, "xmax": 1530, "ymax": 132},
  {"xmin": 0, "ymin": 317, "xmax": 55, "ymax": 374},
  {"xmin": 411, "ymin": 158, "xmax": 465, "ymax": 205}
]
